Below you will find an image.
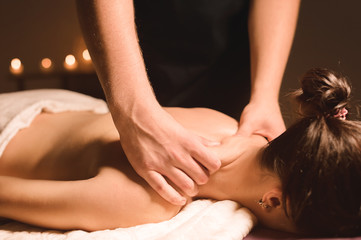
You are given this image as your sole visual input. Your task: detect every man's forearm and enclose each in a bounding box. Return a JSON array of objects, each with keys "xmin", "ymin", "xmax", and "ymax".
[
  {"xmin": 76, "ymin": 0, "xmax": 159, "ymax": 119},
  {"xmin": 248, "ymin": 0, "xmax": 301, "ymax": 102}
]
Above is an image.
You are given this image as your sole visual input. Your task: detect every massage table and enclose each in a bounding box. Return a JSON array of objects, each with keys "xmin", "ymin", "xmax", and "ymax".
[{"xmin": 0, "ymin": 89, "xmax": 359, "ymax": 240}]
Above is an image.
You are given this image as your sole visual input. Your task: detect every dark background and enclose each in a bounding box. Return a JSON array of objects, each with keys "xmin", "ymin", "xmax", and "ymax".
[{"xmin": 1, "ymin": 0, "xmax": 360, "ymax": 125}]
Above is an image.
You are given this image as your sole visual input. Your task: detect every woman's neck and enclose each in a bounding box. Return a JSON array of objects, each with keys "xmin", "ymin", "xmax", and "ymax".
[{"xmin": 195, "ymin": 135, "xmax": 268, "ymax": 206}]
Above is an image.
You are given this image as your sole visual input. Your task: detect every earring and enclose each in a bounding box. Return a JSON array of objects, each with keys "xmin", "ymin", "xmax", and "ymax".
[{"xmin": 257, "ymin": 199, "xmax": 270, "ymax": 209}]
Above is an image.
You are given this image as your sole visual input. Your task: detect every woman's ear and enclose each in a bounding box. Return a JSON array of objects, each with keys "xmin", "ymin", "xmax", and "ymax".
[
  {"xmin": 256, "ymin": 188, "xmax": 296, "ymax": 233},
  {"xmin": 261, "ymin": 187, "xmax": 283, "ymax": 210}
]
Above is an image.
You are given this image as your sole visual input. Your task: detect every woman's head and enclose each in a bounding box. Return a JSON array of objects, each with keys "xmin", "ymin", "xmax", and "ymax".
[{"xmin": 261, "ymin": 68, "xmax": 361, "ymax": 237}]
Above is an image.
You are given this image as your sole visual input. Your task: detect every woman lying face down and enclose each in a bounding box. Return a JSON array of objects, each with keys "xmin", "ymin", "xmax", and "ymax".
[{"xmin": 0, "ymin": 68, "xmax": 359, "ymax": 237}]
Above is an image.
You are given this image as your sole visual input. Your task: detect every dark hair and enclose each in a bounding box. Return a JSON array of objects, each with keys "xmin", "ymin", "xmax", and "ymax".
[{"xmin": 262, "ymin": 68, "xmax": 361, "ymax": 237}]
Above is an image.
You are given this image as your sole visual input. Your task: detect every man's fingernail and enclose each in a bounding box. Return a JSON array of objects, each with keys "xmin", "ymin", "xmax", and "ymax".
[{"xmin": 180, "ymin": 198, "xmax": 187, "ymax": 205}]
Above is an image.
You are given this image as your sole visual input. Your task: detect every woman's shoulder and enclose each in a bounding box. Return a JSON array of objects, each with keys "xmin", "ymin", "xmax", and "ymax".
[{"xmin": 165, "ymin": 107, "xmax": 239, "ymax": 141}]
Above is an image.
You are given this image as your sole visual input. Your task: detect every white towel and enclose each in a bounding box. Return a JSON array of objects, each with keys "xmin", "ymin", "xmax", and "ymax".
[
  {"xmin": 0, "ymin": 89, "xmax": 257, "ymax": 240},
  {"xmin": 0, "ymin": 200, "xmax": 256, "ymax": 240},
  {"xmin": 0, "ymin": 89, "xmax": 109, "ymax": 158}
]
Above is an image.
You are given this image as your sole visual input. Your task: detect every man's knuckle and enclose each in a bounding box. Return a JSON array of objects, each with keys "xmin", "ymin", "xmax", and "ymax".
[
  {"xmin": 154, "ymin": 183, "xmax": 165, "ymax": 193},
  {"xmin": 180, "ymin": 181, "xmax": 193, "ymax": 192},
  {"xmin": 170, "ymin": 149, "xmax": 183, "ymax": 160},
  {"xmin": 142, "ymin": 158, "xmax": 160, "ymax": 170}
]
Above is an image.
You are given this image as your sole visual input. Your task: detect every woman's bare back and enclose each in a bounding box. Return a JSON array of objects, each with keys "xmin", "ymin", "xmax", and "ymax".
[{"xmin": 0, "ymin": 107, "xmax": 239, "ymax": 229}]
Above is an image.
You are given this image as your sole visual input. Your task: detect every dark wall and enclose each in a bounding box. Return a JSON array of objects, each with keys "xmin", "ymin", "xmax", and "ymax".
[
  {"xmin": 281, "ymin": 0, "xmax": 361, "ymax": 124},
  {"xmin": 1, "ymin": 1, "xmax": 360, "ymax": 123},
  {"xmin": 0, "ymin": 0, "xmax": 88, "ymax": 92}
]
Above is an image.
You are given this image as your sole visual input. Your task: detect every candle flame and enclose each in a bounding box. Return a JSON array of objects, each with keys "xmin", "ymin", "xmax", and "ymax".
[
  {"xmin": 65, "ymin": 54, "xmax": 76, "ymax": 66},
  {"xmin": 11, "ymin": 58, "xmax": 22, "ymax": 70},
  {"xmin": 10, "ymin": 58, "xmax": 24, "ymax": 74},
  {"xmin": 64, "ymin": 54, "xmax": 77, "ymax": 70},
  {"xmin": 82, "ymin": 49, "xmax": 91, "ymax": 61},
  {"xmin": 41, "ymin": 58, "xmax": 52, "ymax": 69}
]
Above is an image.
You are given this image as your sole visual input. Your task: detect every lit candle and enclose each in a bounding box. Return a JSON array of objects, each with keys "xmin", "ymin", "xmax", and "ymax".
[
  {"xmin": 64, "ymin": 54, "xmax": 78, "ymax": 70},
  {"xmin": 40, "ymin": 58, "xmax": 53, "ymax": 72},
  {"xmin": 81, "ymin": 49, "xmax": 94, "ymax": 72},
  {"xmin": 82, "ymin": 49, "xmax": 91, "ymax": 62},
  {"xmin": 9, "ymin": 58, "xmax": 24, "ymax": 75}
]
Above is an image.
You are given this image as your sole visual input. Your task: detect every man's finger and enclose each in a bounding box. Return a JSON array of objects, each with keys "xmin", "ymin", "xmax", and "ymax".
[
  {"xmin": 198, "ymin": 136, "xmax": 220, "ymax": 147},
  {"xmin": 165, "ymin": 167, "xmax": 199, "ymax": 196},
  {"xmin": 145, "ymin": 171, "xmax": 186, "ymax": 206},
  {"xmin": 172, "ymin": 153, "xmax": 210, "ymax": 185},
  {"xmin": 188, "ymin": 142, "xmax": 221, "ymax": 174}
]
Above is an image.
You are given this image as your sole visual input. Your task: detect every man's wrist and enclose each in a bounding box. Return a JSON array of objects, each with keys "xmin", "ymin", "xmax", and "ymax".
[
  {"xmin": 249, "ymin": 91, "xmax": 280, "ymax": 105},
  {"xmin": 249, "ymin": 75, "xmax": 283, "ymax": 104},
  {"xmin": 110, "ymin": 94, "xmax": 163, "ymax": 131}
]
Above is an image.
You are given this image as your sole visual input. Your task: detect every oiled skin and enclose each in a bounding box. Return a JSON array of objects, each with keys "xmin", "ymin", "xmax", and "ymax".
[{"xmin": 0, "ymin": 108, "xmax": 266, "ymax": 230}]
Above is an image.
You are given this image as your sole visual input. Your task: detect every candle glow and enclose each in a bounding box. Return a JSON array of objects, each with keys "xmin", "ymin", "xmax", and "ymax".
[
  {"xmin": 41, "ymin": 58, "xmax": 52, "ymax": 68},
  {"xmin": 10, "ymin": 58, "xmax": 24, "ymax": 74},
  {"xmin": 40, "ymin": 58, "xmax": 53, "ymax": 71},
  {"xmin": 64, "ymin": 54, "xmax": 77, "ymax": 70},
  {"xmin": 82, "ymin": 49, "xmax": 91, "ymax": 61}
]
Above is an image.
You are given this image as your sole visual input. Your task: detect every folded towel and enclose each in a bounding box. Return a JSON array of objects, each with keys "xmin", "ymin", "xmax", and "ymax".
[
  {"xmin": 0, "ymin": 199, "xmax": 256, "ymax": 240},
  {"xmin": 0, "ymin": 89, "xmax": 257, "ymax": 240},
  {"xmin": 0, "ymin": 89, "xmax": 109, "ymax": 158}
]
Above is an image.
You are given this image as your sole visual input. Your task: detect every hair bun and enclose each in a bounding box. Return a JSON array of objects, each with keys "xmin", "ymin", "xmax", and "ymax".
[{"xmin": 294, "ymin": 68, "xmax": 351, "ymax": 118}]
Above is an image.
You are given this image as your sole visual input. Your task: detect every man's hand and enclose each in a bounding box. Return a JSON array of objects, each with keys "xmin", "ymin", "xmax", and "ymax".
[
  {"xmin": 237, "ymin": 100, "xmax": 286, "ymax": 141},
  {"xmin": 241, "ymin": 0, "xmax": 300, "ymax": 140},
  {"xmin": 117, "ymin": 107, "xmax": 221, "ymax": 206},
  {"xmin": 76, "ymin": 0, "xmax": 221, "ymax": 206}
]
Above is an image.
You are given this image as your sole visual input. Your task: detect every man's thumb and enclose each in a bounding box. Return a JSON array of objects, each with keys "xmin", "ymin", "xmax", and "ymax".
[
  {"xmin": 199, "ymin": 136, "xmax": 220, "ymax": 147},
  {"xmin": 236, "ymin": 124, "xmax": 252, "ymax": 137}
]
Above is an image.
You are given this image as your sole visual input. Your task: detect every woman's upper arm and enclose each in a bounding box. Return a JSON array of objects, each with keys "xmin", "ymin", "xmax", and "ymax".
[{"xmin": 0, "ymin": 167, "xmax": 179, "ymax": 231}]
